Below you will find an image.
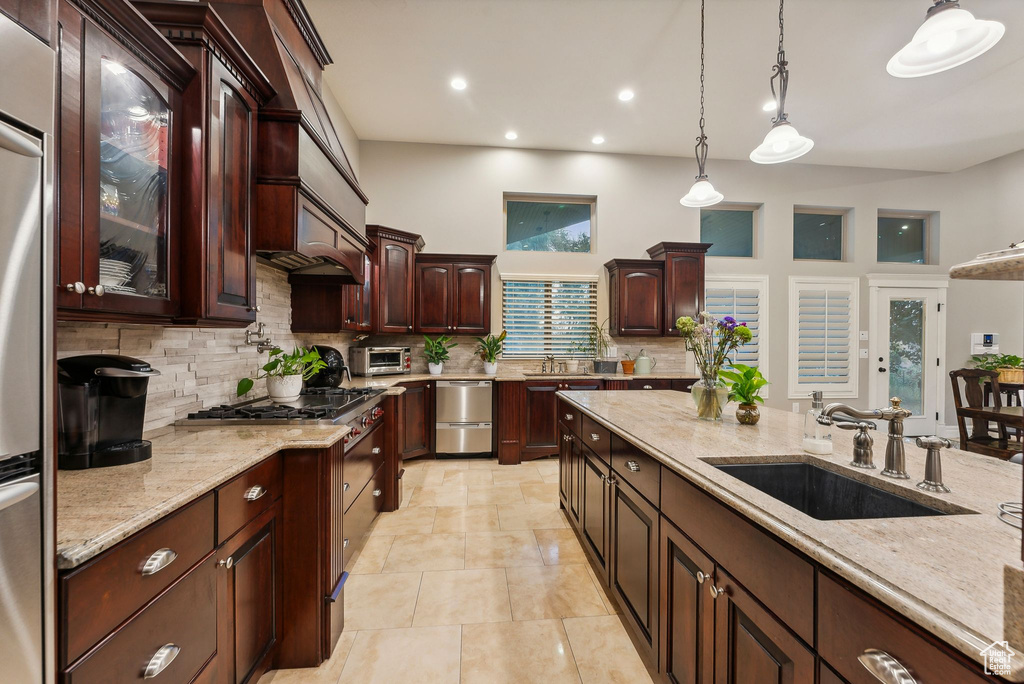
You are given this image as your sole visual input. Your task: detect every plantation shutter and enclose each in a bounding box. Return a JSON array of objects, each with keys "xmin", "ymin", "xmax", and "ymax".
[
  {"xmin": 705, "ymin": 282, "xmax": 763, "ymax": 369},
  {"xmin": 788, "ymin": 277, "xmax": 859, "ymax": 398},
  {"xmin": 501, "ymin": 275, "xmax": 598, "ymax": 358}
]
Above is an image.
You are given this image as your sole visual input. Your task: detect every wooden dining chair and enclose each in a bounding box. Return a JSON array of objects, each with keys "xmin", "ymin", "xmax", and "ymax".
[{"xmin": 949, "ymin": 369, "xmax": 1022, "ymax": 460}]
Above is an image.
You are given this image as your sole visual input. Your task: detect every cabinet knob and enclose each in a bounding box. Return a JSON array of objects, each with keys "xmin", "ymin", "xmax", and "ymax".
[
  {"xmin": 373, "ymin": 488, "xmax": 382, "ymax": 497},
  {"xmin": 244, "ymin": 485, "xmax": 266, "ymax": 502},
  {"xmin": 590, "ymin": 433, "xmax": 600, "ymax": 442},
  {"xmin": 625, "ymin": 460, "xmax": 640, "ymax": 472},
  {"xmin": 218, "ymin": 556, "xmax": 234, "ymax": 569},
  {"xmin": 343, "ymin": 538, "xmax": 349, "ymax": 548},
  {"xmin": 65, "ymin": 281, "xmax": 85, "ymax": 294},
  {"xmin": 246, "ymin": 305, "xmax": 261, "ymax": 313},
  {"xmin": 696, "ymin": 570, "xmax": 709, "ymax": 584},
  {"xmin": 643, "ymin": 385, "xmax": 653, "ymax": 390},
  {"xmin": 140, "ymin": 548, "xmax": 177, "ymax": 576},
  {"xmin": 343, "ymin": 482, "xmax": 350, "ymax": 491},
  {"xmin": 144, "ymin": 644, "xmax": 180, "ymax": 679},
  {"xmin": 564, "ymin": 413, "xmax": 573, "ymax": 420},
  {"xmin": 709, "ymin": 584, "xmax": 727, "ymax": 599},
  {"xmin": 87, "ymin": 284, "xmax": 105, "ymax": 297},
  {"xmin": 372, "ymin": 447, "xmax": 381, "ymax": 454},
  {"xmin": 858, "ymin": 649, "xmax": 918, "ymax": 684}
]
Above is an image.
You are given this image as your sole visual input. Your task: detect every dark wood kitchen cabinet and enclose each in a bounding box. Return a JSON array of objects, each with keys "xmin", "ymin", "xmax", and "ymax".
[
  {"xmin": 135, "ymin": 1, "xmax": 275, "ymax": 327},
  {"xmin": 660, "ymin": 519, "xmax": 715, "ymax": 684},
  {"xmin": 521, "ymin": 382, "xmax": 559, "ymax": 459},
  {"xmin": 0, "ymin": 0, "xmax": 55, "ymax": 44},
  {"xmin": 414, "ymin": 253, "xmax": 495, "ymax": 335},
  {"xmin": 580, "ymin": 447, "xmax": 610, "ymax": 582},
  {"xmin": 56, "ymin": 0, "xmax": 195, "ymax": 322},
  {"xmin": 344, "ymin": 250, "xmax": 374, "ymax": 331},
  {"xmin": 399, "ymin": 380, "xmax": 434, "ymax": 460},
  {"xmin": 647, "ymin": 242, "xmax": 711, "ymax": 335},
  {"xmin": 605, "ymin": 259, "xmax": 663, "ymax": 336},
  {"xmin": 368, "ymin": 225, "xmax": 423, "ymax": 334}
]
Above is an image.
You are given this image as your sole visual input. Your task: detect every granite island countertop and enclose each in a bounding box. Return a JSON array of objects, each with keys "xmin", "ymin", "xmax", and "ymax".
[
  {"xmin": 557, "ymin": 389, "xmax": 1024, "ymax": 680},
  {"xmin": 56, "ymin": 423, "xmax": 350, "ymax": 570}
]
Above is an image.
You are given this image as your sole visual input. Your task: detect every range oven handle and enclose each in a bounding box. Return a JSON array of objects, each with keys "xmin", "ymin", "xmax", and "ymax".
[{"xmin": 327, "ymin": 571, "xmax": 349, "ymax": 603}]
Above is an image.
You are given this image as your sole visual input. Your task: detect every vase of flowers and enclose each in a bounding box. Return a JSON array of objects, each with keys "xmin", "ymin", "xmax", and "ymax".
[{"xmin": 676, "ymin": 313, "xmax": 753, "ymax": 421}]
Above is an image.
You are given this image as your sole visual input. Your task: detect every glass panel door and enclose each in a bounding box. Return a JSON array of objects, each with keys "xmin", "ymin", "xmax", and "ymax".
[
  {"xmin": 97, "ymin": 57, "xmax": 170, "ymax": 302},
  {"xmin": 873, "ymin": 288, "xmax": 940, "ymax": 435}
]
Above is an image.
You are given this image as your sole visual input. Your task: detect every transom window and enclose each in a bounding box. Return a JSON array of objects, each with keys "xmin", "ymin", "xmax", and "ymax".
[
  {"xmin": 501, "ymin": 275, "xmax": 598, "ymax": 358},
  {"xmin": 504, "ymin": 194, "xmax": 595, "ymax": 253},
  {"xmin": 878, "ymin": 211, "xmax": 933, "ymax": 264},
  {"xmin": 700, "ymin": 204, "xmax": 758, "ymax": 258},
  {"xmin": 794, "ymin": 207, "xmax": 847, "ymax": 261}
]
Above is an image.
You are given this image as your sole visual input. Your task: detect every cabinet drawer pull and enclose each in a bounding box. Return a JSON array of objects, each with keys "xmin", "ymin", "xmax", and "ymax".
[
  {"xmin": 709, "ymin": 584, "xmax": 727, "ymax": 599},
  {"xmin": 643, "ymin": 385, "xmax": 653, "ymax": 390},
  {"xmin": 373, "ymin": 488, "xmax": 382, "ymax": 497},
  {"xmin": 858, "ymin": 649, "xmax": 918, "ymax": 684},
  {"xmin": 372, "ymin": 447, "xmax": 382, "ymax": 454},
  {"xmin": 343, "ymin": 482, "xmax": 350, "ymax": 491},
  {"xmin": 140, "ymin": 548, "xmax": 177, "ymax": 576},
  {"xmin": 625, "ymin": 460, "xmax": 641, "ymax": 472},
  {"xmin": 343, "ymin": 538, "xmax": 349, "ymax": 548},
  {"xmin": 564, "ymin": 413, "xmax": 573, "ymax": 420},
  {"xmin": 144, "ymin": 643, "xmax": 180, "ymax": 679},
  {"xmin": 243, "ymin": 485, "xmax": 266, "ymax": 502},
  {"xmin": 218, "ymin": 556, "xmax": 233, "ymax": 569},
  {"xmin": 696, "ymin": 570, "xmax": 709, "ymax": 584},
  {"xmin": 606, "ymin": 476, "xmax": 617, "ymax": 485},
  {"xmin": 590, "ymin": 433, "xmax": 600, "ymax": 441}
]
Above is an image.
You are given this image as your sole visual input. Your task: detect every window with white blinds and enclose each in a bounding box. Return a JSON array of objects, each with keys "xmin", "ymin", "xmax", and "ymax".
[
  {"xmin": 705, "ymin": 276, "xmax": 768, "ymax": 393},
  {"xmin": 501, "ymin": 276, "xmax": 598, "ymax": 358},
  {"xmin": 788, "ymin": 276, "xmax": 860, "ymax": 399}
]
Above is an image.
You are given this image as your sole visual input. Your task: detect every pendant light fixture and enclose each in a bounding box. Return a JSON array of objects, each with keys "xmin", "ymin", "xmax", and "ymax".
[
  {"xmin": 887, "ymin": 1, "xmax": 1004, "ymax": 78},
  {"xmin": 680, "ymin": 0, "xmax": 723, "ymax": 208},
  {"xmin": 749, "ymin": 0, "xmax": 813, "ymax": 165}
]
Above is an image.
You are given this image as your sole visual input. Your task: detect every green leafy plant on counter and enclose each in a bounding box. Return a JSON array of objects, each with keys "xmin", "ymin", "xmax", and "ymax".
[
  {"xmin": 236, "ymin": 346, "xmax": 326, "ymax": 396},
  {"xmin": 474, "ymin": 331, "xmax": 507, "ymax": 363},
  {"xmin": 719, "ymin": 364, "xmax": 768, "ymax": 405},
  {"xmin": 588, "ymin": 319, "xmax": 612, "ymax": 359},
  {"xmin": 971, "ymin": 354, "xmax": 1024, "ymax": 371},
  {"xmin": 423, "ymin": 335, "xmax": 458, "ymax": 364}
]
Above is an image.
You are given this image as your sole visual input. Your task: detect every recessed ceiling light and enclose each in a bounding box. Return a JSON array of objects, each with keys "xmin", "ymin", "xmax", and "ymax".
[
  {"xmin": 450, "ymin": 76, "xmax": 467, "ymax": 90},
  {"xmin": 505, "ymin": 131, "xmax": 518, "ymax": 140},
  {"xmin": 762, "ymin": 100, "xmax": 776, "ymax": 112},
  {"xmin": 592, "ymin": 135, "xmax": 605, "ymax": 145},
  {"xmin": 617, "ymin": 89, "xmax": 635, "ymax": 102}
]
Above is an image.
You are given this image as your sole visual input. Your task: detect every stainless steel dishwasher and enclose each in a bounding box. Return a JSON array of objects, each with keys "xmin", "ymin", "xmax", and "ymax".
[{"xmin": 435, "ymin": 381, "xmax": 493, "ymax": 454}]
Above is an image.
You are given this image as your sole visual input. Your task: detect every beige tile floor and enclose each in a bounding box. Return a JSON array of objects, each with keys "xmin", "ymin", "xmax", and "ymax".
[{"xmin": 259, "ymin": 457, "xmax": 653, "ymax": 684}]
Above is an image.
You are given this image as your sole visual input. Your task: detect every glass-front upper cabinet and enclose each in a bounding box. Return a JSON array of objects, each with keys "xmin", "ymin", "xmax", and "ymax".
[{"xmin": 56, "ymin": 0, "xmax": 193, "ymax": 320}]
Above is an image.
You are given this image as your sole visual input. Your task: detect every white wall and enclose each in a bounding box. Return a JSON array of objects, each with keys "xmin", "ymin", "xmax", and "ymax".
[
  {"xmin": 359, "ymin": 140, "xmax": 1024, "ymax": 422},
  {"xmin": 322, "ymin": 81, "xmax": 360, "ymax": 178}
]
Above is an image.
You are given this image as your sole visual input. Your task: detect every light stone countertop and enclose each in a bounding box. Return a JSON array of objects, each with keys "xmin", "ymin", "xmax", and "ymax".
[
  {"xmin": 340, "ymin": 371, "xmax": 698, "ymax": 389},
  {"xmin": 557, "ymin": 389, "xmax": 1024, "ymax": 679},
  {"xmin": 56, "ymin": 423, "xmax": 350, "ymax": 570}
]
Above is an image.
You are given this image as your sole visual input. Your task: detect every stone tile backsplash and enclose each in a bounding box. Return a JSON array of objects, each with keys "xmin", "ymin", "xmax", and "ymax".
[{"xmin": 57, "ymin": 263, "xmax": 691, "ymax": 431}]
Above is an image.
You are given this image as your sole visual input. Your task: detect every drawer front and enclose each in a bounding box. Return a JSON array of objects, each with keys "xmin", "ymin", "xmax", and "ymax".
[
  {"xmin": 436, "ymin": 423, "xmax": 493, "ymax": 454},
  {"xmin": 343, "ymin": 423, "xmax": 384, "ymax": 512},
  {"xmin": 65, "ymin": 558, "xmax": 217, "ymax": 684},
  {"xmin": 581, "ymin": 414, "xmax": 611, "ymax": 464},
  {"xmin": 628, "ymin": 379, "xmax": 672, "ymax": 390},
  {"xmin": 660, "ymin": 468, "xmax": 814, "ymax": 644},
  {"xmin": 557, "ymin": 397, "xmax": 581, "ymax": 437},
  {"xmin": 61, "ymin": 494, "xmax": 215, "ymax": 665},
  {"xmin": 671, "ymin": 379, "xmax": 696, "ymax": 393},
  {"xmin": 217, "ymin": 454, "xmax": 282, "ymax": 544},
  {"xmin": 343, "ymin": 464, "xmax": 385, "ymax": 570},
  {"xmin": 818, "ymin": 573, "xmax": 989, "ymax": 684},
  {"xmin": 611, "ymin": 435, "xmax": 659, "ymax": 505}
]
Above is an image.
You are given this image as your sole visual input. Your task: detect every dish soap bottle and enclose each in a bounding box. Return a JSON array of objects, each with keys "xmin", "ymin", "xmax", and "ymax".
[{"xmin": 803, "ymin": 391, "xmax": 833, "ymax": 455}]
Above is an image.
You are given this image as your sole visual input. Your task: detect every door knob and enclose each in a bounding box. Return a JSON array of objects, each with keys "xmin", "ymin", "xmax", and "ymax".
[{"xmin": 878, "ymin": 367, "xmax": 887, "ymax": 373}]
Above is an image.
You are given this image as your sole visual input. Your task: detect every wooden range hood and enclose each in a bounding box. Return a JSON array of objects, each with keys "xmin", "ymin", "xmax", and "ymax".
[{"xmin": 211, "ymin": 0, "xmax": 369, "ymax": 282}]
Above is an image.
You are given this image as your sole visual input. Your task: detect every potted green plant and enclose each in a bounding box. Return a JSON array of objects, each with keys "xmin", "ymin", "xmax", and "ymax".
[
  {"xmin": 566, "ymin": 340, "xmax": 586, "ymax": 373},
  {"xmin": 719, "ymin": 364, "xmax": 768, "ymax": 425},
  {"xmin": 423, "ymin": 335, "xmax": 457, "ymax": 375},
  {"xmin": 236, "ymin": 346, "xmax": 327, "ymax": 404},
  {"xmin": 676, "ymin": 313, "xmax": 753, "ymax": 421},
  {"xmin": 971, "ymin": 353, "xmax": 1024, "ymax": 384},
  {"xmin": 621, "ymin": 351, "xmax": 636, "ymax": 375},
  {"xmin": 474, "ymin": 331, "xmax": 506, "ymax": 375},
  {"xmin": 590, "ymin": 320, "xmax": 619, "ymax": 374}
]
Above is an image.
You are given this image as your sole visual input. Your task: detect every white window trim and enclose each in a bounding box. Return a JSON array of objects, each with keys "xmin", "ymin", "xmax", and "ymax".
[
  {"xmin": 503, "ymin": 193, "xmax": 597, "ymax": 254},
  {"xmin": 788, "ymin": 276, "xmax": 860, "ymax": 399},
  {"xmin": 705, "ymin": 274, "xmax": 769, "ymax": 398}
]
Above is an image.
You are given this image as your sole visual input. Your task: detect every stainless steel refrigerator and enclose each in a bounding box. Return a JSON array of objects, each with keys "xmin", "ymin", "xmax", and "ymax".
[{"xmin": 0, "ymin": 13, "xmax": 56, "ymax": 684}]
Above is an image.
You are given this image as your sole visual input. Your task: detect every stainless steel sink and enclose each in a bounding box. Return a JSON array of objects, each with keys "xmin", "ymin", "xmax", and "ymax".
[{"xmin": 710, "ymin": 461, "xmax": 969, "ymax": 521}]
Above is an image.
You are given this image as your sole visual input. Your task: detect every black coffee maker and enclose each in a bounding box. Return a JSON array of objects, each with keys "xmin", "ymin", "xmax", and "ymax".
[{"xmin": 57, "ymin": 355, "xmax": 161, "ymax": 469}]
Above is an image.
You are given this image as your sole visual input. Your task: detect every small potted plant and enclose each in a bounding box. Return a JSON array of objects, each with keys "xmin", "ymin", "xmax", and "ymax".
[
  {"xmin": 237, "ymin": 346, "xmax": 326, "ymax": 404},
  {"xmin": 590, "ymin": 320, "xmax": 619, "ymax": 374},
  {"xmin": 720, "ymin": 364, "xmax": 768, "ymax": 425},
  {"xmin": 971, "ymin": 353, "xmax": 1024, "ymax": 384},
  {"xmin": 621, "ymin": 351, "xmax": 636, "ymax": 375},
  {"xmin": 423, "ymin": 335, "xmax": 457, "ymax": 375},
  {"xmin": 566, "ymin": 340, "xmax": 586, "ymax": 373},
  {"xmin": 474, "ymin": 331, "xmax": 506, "ymax": 375}
]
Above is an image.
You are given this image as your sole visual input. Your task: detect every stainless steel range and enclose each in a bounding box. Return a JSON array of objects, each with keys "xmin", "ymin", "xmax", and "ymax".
[{"xmin": 186, "ymin": 388, "xmax": 387, "ymax": 450}]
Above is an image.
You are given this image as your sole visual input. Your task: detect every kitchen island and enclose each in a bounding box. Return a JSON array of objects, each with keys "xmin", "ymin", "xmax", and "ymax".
[{"xmin": 556, "ymin": 389, "xmax": 1022, "ymax": 682}]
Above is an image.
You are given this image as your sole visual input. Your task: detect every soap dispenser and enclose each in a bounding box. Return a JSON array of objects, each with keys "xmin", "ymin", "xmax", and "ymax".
[{"xmin": 803, "ymin": 391, "xmax": 833, "ymax": 455}]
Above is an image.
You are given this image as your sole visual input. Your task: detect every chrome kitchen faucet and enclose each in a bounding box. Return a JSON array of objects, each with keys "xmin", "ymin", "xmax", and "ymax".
[{"xmin": 818, "ymin": 398, "xmax": 913, "ymax": 478}]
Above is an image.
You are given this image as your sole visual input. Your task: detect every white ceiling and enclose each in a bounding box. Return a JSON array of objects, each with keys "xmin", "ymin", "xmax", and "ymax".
[{"xmin": 307, "ymin": 0, "xmax": 1024, "ymax": 173}]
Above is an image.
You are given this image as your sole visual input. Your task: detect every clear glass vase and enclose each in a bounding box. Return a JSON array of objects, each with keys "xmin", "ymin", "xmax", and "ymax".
[{"xmin": 692, "ymin": 372, "xmax": 729, "ymax": 421}]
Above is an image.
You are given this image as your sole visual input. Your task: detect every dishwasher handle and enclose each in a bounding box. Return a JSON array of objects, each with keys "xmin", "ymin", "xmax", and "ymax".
[{"xmin": 435, "ymin": 380, "xmax": 492, "ymax": 388}]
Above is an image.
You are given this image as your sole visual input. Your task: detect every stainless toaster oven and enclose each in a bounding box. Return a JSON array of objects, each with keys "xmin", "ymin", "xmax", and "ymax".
[{"xmin": 350, "ymin": 347, "xmax": 412, "ymax": 376}]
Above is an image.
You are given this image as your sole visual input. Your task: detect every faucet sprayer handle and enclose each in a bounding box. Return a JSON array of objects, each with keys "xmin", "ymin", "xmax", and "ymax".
[{"xmin": 915, "ymin": 436, "xmax": 951, "ymax": 450}]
